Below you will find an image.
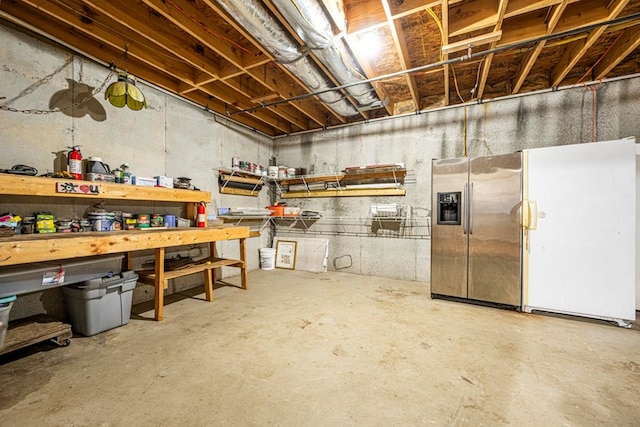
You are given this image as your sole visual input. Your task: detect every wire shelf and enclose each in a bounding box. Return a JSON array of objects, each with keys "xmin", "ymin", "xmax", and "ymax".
[{"xmin": 271, "ymin": 215, "xmax": 431, "ymax": 239}]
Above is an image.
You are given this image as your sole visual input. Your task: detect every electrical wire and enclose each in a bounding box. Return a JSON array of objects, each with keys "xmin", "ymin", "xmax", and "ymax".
[
  {"xmin": 425, "ymin": 7, "xmax": 444, "ymax": 62},
  {"xmin": 584, "ymin": 81, "xmax": 603, "ymax": 142},
  {"xmin": 451, "ymin": 65, "xmax": 466, "ymax": 103}
]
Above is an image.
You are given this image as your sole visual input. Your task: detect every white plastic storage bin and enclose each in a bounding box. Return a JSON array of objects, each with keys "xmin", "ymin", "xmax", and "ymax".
[
  {"xmin": 0, "ymin": 254, "xmax": 124, "ymax": 298},
  {"xmin": 62, "ymin": 271, "xmax": 138, "ymax": 336},
  {"xmin": 0, "ymin": 295, "xmax": 17, "ymax": 347}
]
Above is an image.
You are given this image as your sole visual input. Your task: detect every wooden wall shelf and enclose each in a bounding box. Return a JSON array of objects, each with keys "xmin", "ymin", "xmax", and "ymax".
[
  {"xmin": 217, "ymin": 168, "xmax": 264, "ymax": 197},
  {"xmin": 277, "ymin": 168, "xmax": 407, "ymax": 187},
  {"xmin": 280, "ymin": 188, "xmax": 406, "ymax": 199},
  {"xmin": 0, "ymin": 174, "xmax": 210, "ymax": 203},
  {"xmin": 273, "ymin": 167, "xmax": 409, "ymax": 199}
]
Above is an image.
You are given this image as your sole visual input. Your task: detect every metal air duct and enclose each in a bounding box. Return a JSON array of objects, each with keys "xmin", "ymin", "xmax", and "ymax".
[
  {"xmin": 271, "ymin": 0, "xmax": 380, "ymax": 107},
  {"xmin": 215, "ymin": 0, "xmax": 375, "ymax": 117}
]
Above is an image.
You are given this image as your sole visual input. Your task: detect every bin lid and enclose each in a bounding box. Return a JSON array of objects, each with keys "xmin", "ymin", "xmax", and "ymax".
[{"xmin": 0, "ymin": 295, "xmax": 17, "ymax": 304}]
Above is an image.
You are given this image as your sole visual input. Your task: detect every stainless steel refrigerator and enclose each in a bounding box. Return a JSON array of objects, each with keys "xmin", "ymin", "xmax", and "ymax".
[{"xmin": 430, "ymin": 152, "xmax": 523, "ymax": 307}]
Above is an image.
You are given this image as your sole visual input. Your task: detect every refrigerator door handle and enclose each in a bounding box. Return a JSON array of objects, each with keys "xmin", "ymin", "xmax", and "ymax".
[
  {"xmin": 463, "ymin": 182, "xmax": 468, "ymax": 234},
  {"xmin": 469, "ymin": 182, "xmax": 474, "ymax": 234}
]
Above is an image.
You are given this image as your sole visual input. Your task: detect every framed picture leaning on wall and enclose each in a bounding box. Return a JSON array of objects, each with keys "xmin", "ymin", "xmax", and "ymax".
[{"xmin": 275, "ymin": 240, "xmax": 297, "ymax": 269}]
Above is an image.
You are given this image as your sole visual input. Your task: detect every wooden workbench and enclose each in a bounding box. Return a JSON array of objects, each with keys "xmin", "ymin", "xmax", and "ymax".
[{"xmin": 0, "ymin": 227, "xmax": 251, "ymax": 321}]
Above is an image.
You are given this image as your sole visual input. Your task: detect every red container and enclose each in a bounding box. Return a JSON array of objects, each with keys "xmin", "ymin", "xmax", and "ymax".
[{"xmin": 267, "ymin": 206, "xmax": 284, "ymax": 217}]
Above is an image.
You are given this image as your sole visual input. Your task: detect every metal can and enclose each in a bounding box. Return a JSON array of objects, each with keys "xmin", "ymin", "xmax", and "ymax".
[{"xmin": 150, "ymin": 214, "xmax": 164, "ymax": 227}]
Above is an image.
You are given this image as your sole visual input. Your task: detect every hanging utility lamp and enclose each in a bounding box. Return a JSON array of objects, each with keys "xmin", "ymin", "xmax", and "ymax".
[{"xmin": 104, "ymin": 72, "xmax": 147, "ymax": 110}]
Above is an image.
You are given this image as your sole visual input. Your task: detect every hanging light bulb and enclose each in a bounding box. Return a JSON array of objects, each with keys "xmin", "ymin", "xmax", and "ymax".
[{"xmin": 104, "ymin": 72, "xmax": 147, "ymax": 110}]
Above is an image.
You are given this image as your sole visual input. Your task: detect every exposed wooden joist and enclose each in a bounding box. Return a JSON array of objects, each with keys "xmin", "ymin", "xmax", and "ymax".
[
  {"xmin": 476, "ymin": 0, "xmax": 509, "ymax": 100},
  {"xmin": 441, "ymin": 30, "xmax": 503, "ymax": 54},
  {"xmin": 202, "ymin": 80, "xmax": 293, "ymax": 134},
  {"xmin": 142, "ymin": 0, "xmax": 317, "ymax": 131},
  {"xmin": 511, "ymin": 0, "xmax": 568, "ymax": 94},
  {"xmin": 593, "ymin": 24, "xmax": 640, "ymax": 79},
  {"xmin": 504, "ymin": 0, "xmax": 581, "ymax": 19},
  {"xmin": 28, "ymin": 0, "xmax": 294, "ymax": 133},
  {"xmin": 382, "ymin": 0, "xmax": 421, "ymax": 111},
  {"xmin": 551, "ymin": 0, "xmax": 631, "ymax": 86},
  {"xmin": 442, "ymin": 1, "xmax": 450, "ymax": 106},
  {"xmin": 448, "ymin": 0, "xmax": 499, "ymax": 38},
  {"xmin": 244, "ymin": 65, "xmax": 330, "ymax": 128},
  {"xmin": 83, "ymin": 0, "xmax": 223, "ymax": 80},
  {"xmin": 0, "ymin": 1, "xmax": 279, "ymax": 135},
  {"xmin": 345, "ymin": 0, "xmax": 386, "ymax": 35},
  {"xmin": 22, "ymin": 0, "xmax": 197, "ymax": 83}
]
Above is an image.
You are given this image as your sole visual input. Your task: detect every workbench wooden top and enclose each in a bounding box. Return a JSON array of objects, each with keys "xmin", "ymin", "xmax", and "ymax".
[{"xmin": 0, "ymin": 227, "xmax": 251, "ymax": 267}]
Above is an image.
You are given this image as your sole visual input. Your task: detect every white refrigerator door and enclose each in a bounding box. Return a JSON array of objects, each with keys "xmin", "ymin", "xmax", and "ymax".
[{"xmin": 524, "ymin": 138, "xmax": 636, "ymax": 325}]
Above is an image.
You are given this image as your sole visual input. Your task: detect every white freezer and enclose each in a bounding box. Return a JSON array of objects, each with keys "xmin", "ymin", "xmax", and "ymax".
[{"xmin": 523, "ymin": 138, "xmax": 636, "ymax": 326}]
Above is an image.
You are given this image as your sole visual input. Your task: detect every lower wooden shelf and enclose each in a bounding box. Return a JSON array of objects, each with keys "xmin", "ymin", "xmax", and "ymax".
[{"xmin": 137, "ymin": 257, "xmax": 244, "ymax": 288}]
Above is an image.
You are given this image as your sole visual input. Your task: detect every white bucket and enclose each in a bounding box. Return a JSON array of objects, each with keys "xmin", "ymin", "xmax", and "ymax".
[
  {"xmin": 259, "ymin": 248, "xmax": 276, "ymax": 270},
  {"xmin": 267, "ymin": 166, "xmax": 278, "ymax": 178}
]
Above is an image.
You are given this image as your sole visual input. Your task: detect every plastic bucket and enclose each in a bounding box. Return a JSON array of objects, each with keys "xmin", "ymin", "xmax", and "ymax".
[{"xmin": 259, "ymin": 248, "xmax": 276, "ymax": 270}]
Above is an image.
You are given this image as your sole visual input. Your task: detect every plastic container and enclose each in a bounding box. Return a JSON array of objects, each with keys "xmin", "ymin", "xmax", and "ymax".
[
  {"xmin": 62, "ymin": 271, "xmax": 138, "ymax": 336},
  {"xmin": 259, "ymin": 248, "xmax": 276, "ymax": 270},
  {"xmin": 163, "ymin": 214, "xmax": 176, "ymax": 227},
  {"xmin": 267, "ymin": 205, "xmax": 284, "ymax": 217},
  {"xmin": 267, "ymin": 166, "xmax": 278, "ymax": 178},
  {"xmin": 0, "ymin": 254, "xmax": 124, "ymax": 298},
  {"xmin": 0, "ymin": 295, "xmax": 17, "ymax": 347}
]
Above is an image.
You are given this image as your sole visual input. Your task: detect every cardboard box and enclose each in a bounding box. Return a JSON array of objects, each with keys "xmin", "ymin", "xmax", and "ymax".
[
  {"xmin": 154, "ymin": 176, "xmax": 173, "ymax": 188},
  {"xmin": 283, "ymin": 206, "xmax": 300, "ymax": 217},
  {"xmin": 132, "ymin": 176, "xmax": 156, "ymax": 187}
]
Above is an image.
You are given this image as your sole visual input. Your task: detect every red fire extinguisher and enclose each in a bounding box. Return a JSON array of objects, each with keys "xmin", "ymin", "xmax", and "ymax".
[
  {"xmin": 67, "ymin": 145, "xmax": 83, "ymax": 180},
  {"xmin": 197, "ymin": 202, "xmax": 206, "ymax": 228}
]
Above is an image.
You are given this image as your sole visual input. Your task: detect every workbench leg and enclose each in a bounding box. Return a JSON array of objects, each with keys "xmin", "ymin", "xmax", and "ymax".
[
  {"xmin": 124, "ymin": 251, "xmax": 133, "ymax": 271},
  {"xmin": 210, "ymin": 241, "xmax": 221, "ymax": 287},
  {"xmin": 204, "ymin": 269, "xmax": 214, "ymax": 302},
  {"xmin": 239, "ymin": 237, "xmax": 248, "ymax": 290},
  {"xmin": 154, "ymin": 247, "xmax": 165, "ymax": 321}
]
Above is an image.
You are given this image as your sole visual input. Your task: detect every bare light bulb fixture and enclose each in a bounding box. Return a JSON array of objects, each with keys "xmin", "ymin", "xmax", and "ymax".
[{"xmin": 104, "ymin": 72, "xmax": 147, "ymax": 110}]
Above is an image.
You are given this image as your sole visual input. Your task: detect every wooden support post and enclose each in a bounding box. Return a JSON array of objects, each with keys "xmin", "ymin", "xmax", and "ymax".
[
  {"xmin": 239, "ymin": 237, "xmax": 248, "ymax": 290},
  {"xmin": 124, "ymin": 251, "xmax": 133, "ymax": 271},
  {"xmin": 154, "ymin": 247, "xmax": 165, "ymax": 321},
  {"xmin": 203, "ymin": 268, "xmax": 214, "ymax": 302}
]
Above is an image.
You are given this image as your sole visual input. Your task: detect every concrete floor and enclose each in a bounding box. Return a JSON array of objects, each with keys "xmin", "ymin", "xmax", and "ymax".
[{"xmin": 0, "ymin": 270, "xmax": 639, "ymax": 426}]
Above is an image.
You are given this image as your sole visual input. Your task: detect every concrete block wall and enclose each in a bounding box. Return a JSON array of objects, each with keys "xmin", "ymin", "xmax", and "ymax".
[
  {"xmin": 274, "ymin": 77, "xmax": 640, "ymax": 282},
  {"xmin": 0, "ymin": 24, "xmax": 272, "ymax": 320}
]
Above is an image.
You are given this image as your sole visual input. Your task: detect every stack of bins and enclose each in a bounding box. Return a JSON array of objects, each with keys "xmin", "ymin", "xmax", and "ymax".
[{"xmin": 62, "ymin": 271, "xmax": 138, "ymax": 336}]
